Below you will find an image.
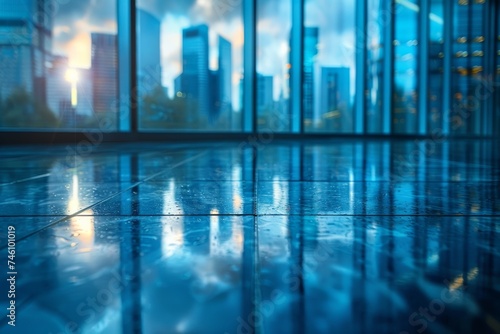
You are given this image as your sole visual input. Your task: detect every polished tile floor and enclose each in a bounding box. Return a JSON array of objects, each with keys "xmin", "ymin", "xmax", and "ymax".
[{"xmin": 0, "ymin": 140, "xmax": 499, "ymax": 334}]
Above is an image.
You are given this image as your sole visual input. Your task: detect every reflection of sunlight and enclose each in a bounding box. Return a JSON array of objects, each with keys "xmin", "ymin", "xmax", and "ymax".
[
  {"xmin": 232, "ymin": 166, "xmax": 242, "ymax": 213},
  {"xmin": 163, "ymin": 178, "xmax": 184, "ymax": 215},
  {"xmin": 210, "ymin": 210, "xmax": 220, "ymax": 255},
  {"xmin": 71, "ymin": 174, "xmax": 78, "ymax": 200},
  {"xmin": 162, "ymin": 178, "xmax": 185, "ymax": 257},
  {"xmin": 272, "ymin": 176, "xmax": 282, "ymax": 206},
  {"xmin": 232, "ymin": 218, "xmax": 243, "ymax": 253},
  {"xmin": 67, "ymin": 174, "xmax": 83, "ymax": 214},
  {"xmin": 162, "ymin": 217, "xmax": 184, "ymax": 258},
  {"xmin": 233, "ymin": 194, "xmax": 242, "ymax": 211},
  {"xmin": 67, "ymin": 174, "xmax": 95, "ymax": 246},
  {"xmin": 348, "ymin": 168, "xmax": 354, "ymax": 212},
  {"xmin": 70, "ymin": 215, "xmax": 95, "ymax": 247}
]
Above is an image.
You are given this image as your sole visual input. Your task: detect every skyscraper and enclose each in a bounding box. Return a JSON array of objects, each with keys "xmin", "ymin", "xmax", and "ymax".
[
  {"xmin": 218, "ymin": 36, "xmax": 232, "ymax": 123},
  {"xmin": 91, "ymin": 33, "xmax": 117, "ymax": 114},
  {"xmin": 0, "ymin": 0, "xmax": 53, "ymax": 104},
  {"xmin": 209, "ymin": 69, "xmax": 220, "ymax": 122},
  {"xmin": 181, "ymin": 24, "xmax": 209, "ymax": 123},
  {"xmin": 320, "ymin": 67, "xmax": 351, "ymax": 132},
  {"xmin": 257, "ymin": 74, "xmax": 273, "ymax": 124},
  {"xmin": 303, "ymin": 27, "xmax": 319, "ymax": 126},
  {"xmin": 137, "ymin": 9, "xmax": 161, "ymax": 97},
  {"xmin": 450, "ymin": 0, "xmax": 486, "ymax": 135}
]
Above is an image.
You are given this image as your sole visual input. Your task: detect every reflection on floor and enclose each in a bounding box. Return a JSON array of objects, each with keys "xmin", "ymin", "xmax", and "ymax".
[{"xmin": 0, "ymin": 140, "xmax": 499, "ymax": 334}]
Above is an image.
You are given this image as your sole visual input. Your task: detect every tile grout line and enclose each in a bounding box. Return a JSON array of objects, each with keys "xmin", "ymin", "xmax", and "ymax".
[
  {"xmin": 0, "ymin": 149, "xmax": 211, "ymax": 250},
  {"xmin": 0, "ymin": 173, "xmax": 51, "ymax": 187},
  {"xmin": 2, "ymin": 213, "xmax": 498, "ymax": 218},
  {"xmin": 252, "ymin": 146, "xmax": 263, "ymax": 334},
  {"xmin": 0, "ymin": 150, "xmax": 167, "ymax": 188}
]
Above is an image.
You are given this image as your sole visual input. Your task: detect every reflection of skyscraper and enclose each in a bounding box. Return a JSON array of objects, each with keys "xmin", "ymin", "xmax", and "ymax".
[
  {"xmin": 0, "ymin": 0, "xmax": 54, "ymax": 104},
  {"xmin": 91, "ymin": 33, "xmax": 117, "ymax": 113},
  {"xmin": 181, "ymin": 24, "xmax": 209, "ymax": 122},
  {"xmin": 218, "ymin": 36, "xmax": 232, "ymax": 122},
  {"xmin": 137, "ymin": 9, "xmax": 161, "ymax": 97},
  {"xmin": 320, "ymin": 67, "xmax": 351, "ymax": 132},
  {"xmin": 428, "ymin": 41, "xmax": 443, "ymax": 132},
  {"xmin": 209, "ymin": 69, "xmax": 220, "ymax": 122},
  {"xmin": 257, "ymin": 74, "xmax": 273, "ymax": 123},
  {"xmin": 303, "ymin": 27, "xmax": 319, "ymax": 125},
  {"xmin": 450, "ymin": 1, "xmax": 486, "ymax": 135}
]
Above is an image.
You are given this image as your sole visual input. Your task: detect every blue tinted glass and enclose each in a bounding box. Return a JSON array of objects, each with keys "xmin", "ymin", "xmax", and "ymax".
[
  {"xmin": 497, "ymin": 7, "xmax": 500, "ymax": 135},
  {"xmin": 256, "ymin": 0, "xmax": 291, "ymax": 133},
  {"xmin": 428, "ymin": 0, "xmax": 444, "ymax": 133},
  {"xmin": 366, "ymin": 0, "xmax": 385, "ymax": 134},
  {"xmin": 137, "ymin": 0, "xmax": 244, "ymax": 131},
  {"xmin": 451, "ymin": 0, "xmax": 486, "ymax": 135},
  {"xmin": 0, "ymin": 0, "xmax": 118, "ymax": 130},
  {"xmin": 393, "ymin": 0, "xmax": 419, "ymax": 134},
  {"xmin": 304, "ymin": 0, "xmax": 355, "ymax": 133}
]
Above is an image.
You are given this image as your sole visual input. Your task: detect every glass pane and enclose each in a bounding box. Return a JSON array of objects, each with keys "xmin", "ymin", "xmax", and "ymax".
[
  {"xmin": 428, "ymin": 0, "xmax": 444, "ymax": 133},
  {"xmin": 451, "ymin": 0, "xmax": 485, "ymax": 135},
  {"xmin": 256, "ymin": 0, "xmax": 291, "ymax": 132},
  {"xmin": 365, "ymin": 0, "xmax": 385, "ymax": 134},
  {"xmin": 304, "ymin": 1, "xmax": 356, "ymax": 133},
  {"xmin": 469, "ymin": 1, "xmax": 485, "ymax": 135},
  {"xmin": 0, "ymin": 0, "xmax": 118, "ymax": 130},
  {"xmin": 137, "ymin": 1, "xmax": 243, "ymax": 132},
  {"xmin": 497, "ymin": 6, "xmax": 500, "ymax": 135},
  {"xmin": 393, "ymin": 0, "xmax": 419, "ymax": 134}
]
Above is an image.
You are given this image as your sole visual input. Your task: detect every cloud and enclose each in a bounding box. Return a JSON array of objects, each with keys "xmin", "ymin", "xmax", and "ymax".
[
  {"xmin": 138, "ymin": 0, "xmax": 197, "ymax": 19},
  {"xmin": 138, "ymin": 0, "xmax": 243, "ymax": 24},
  {"xmin": 53, "ymin": 0, "xmax": 117, "ymax": 67}
]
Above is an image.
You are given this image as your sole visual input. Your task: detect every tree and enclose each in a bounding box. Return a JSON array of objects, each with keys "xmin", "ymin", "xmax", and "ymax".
[
  {"xmin": 1, "ymin": 87, "xmax": 59, "ymax": 128},
  {"xmin": 140, "ymin": 85, "xmax": 209, "ymax": 129}
]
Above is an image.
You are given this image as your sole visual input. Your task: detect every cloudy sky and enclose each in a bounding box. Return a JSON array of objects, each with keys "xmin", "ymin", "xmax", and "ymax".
[{"xmin": 53, "ymin": 0, "xmax": 356, "ymax": 109}]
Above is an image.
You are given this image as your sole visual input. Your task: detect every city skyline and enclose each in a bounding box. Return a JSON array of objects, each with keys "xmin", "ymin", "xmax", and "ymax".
[{"xmin": 1, "ymin": 0, "xmax": 495, "ymax": 135}]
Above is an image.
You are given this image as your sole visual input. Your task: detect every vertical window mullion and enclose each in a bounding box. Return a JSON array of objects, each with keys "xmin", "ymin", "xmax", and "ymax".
[
  {"xmin": 442, "ymin": 0, "xmax": 452, "ymax": 136},
  {"xmin": 355, "ymin": 0, "xmax": 367, "ymax": 134},
  {"xmin": 383, "ymin": 0, "xmax": 395, "ymax": 134},
  {"xmin": 419, "ymin": 0, "xmax": 429, "ymax": 135},
  {"xmin": 117, "ymin": 0, "xmax": 133, "ymax": 132},
  {"xmin": 483, "ymin": 0, "xmax": 495, "ymax": 136},
  {"xmin": 244, "ymin": 0, "xmax": 256, "ymax": 133},
  {"xmin": 130, "ymin": 0, "xmax": 138, "ymax": 132},
  {"xmin": 291, "ymin": 0, "xmax": 304, "ymax": 133}
]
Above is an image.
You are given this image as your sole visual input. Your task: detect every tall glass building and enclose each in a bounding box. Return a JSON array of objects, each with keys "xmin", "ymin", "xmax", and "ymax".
[
  {"xmin": 0, "ymin": 0, "xmax": 53, "ymax": 109},
  {"xmin": 1, "ymin": 2, "xmax": 500, "ymax": 334},
  {"xmin": 0, "ymin": 0, "xmax": 498, "ymax": 136}
]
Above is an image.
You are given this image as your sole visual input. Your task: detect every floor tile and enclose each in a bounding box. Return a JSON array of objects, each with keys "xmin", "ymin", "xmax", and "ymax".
[
  {"xmin": 257, "ymin": 215, "xmax": 500, "ymax": 334},
  {"xmin": 90, "ymin": 181, "xmax": 255, "ymax": 216},
  {"xmin": 257, "ymin": 181, "xmax": 500, "ymax": 216},
  {"xmin": 1, "ymin": 140, "xmax": 499, "ymax": 333},
  {"xmin": 0, "ymin": 215, "xmax": 255, "ymax": 334}
]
